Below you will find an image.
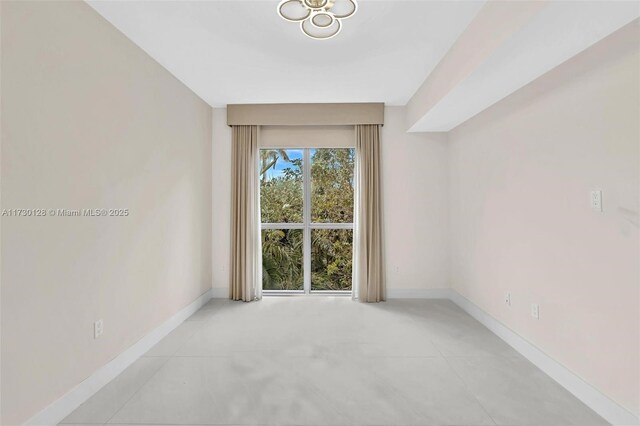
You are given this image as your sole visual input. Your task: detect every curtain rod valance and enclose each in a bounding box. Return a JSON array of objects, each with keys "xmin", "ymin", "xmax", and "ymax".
[{"xmin": 227, "ymin": 103, "xmax": 384, "ymax": 126}]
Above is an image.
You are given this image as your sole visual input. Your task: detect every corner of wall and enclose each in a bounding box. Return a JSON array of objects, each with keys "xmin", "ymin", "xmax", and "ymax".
[
  {"xmin": 0, "ymin": 0, "xmax": 4, "ymax": 423},
  {"xmin": 211, "ymin": 107, "xmax": 231, "ymax": 295},
  {"xmin": 443, "ymin": 130, "xmax": 452, "ymax": 291}
]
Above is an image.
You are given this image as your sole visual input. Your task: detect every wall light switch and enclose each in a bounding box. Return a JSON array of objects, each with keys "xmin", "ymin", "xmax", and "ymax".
[
  {"xmin": 94, "ymin": 319, "xmax": 104, "ymax": 339},
  {"xmin": 531, "ymin": 304, "xmax": 539, "ymax": 320},
  {"xmin": 504, "ymin": 292, "xmax": 511, "ymax": 307},
  {"xmin": 590, "ymin": 190, "xmax": 603, "ymax": 212}
]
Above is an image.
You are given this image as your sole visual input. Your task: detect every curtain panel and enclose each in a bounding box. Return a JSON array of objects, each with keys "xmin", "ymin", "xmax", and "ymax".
[
  {"xmin": 354, "ymin": 124, "xmax": 385, "ymax": 302},
  {"xmin": 230, "ymin": 125, "xmax": 261, "ymax": 302}
]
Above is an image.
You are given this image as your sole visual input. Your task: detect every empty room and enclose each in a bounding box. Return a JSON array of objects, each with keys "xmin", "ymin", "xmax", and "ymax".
[{"xmin": 1, "ymin": 0, "xmax": 639, "ymax": 425}]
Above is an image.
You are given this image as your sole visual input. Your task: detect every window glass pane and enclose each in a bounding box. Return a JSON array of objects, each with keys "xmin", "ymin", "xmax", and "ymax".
[
  {"xmin": 262, "ymin": 229, "xmax": 304, "ymax": 291},
  {"xmin": 260, "ymin": 149, "xmax": 303, "ymax": 223},
  {"xmin": 311, "ymin": 148, "xmax": 354, "ymax": 223},
  {"xmin": 311, "ymin": 229, "xmax": 353, "ymax": 291}
]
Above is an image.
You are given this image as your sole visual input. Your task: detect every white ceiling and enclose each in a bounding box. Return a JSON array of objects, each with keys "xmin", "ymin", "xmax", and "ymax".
[
  {"xmin": 88, "ymin": 0, "xmax": 639, "ymax": 130},
  {"xmin": 87, "ymin": 0, "xmax": 484, "ymax": 107},
  {"xmin": 409, "ymin": 1, "xmax": 640, "ymax": 131}
]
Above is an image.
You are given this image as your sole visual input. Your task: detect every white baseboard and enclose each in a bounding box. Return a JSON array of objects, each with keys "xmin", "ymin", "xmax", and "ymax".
[
  {"xmin": 210, "ymin": 287, "xmax": 228, "ymax": 298},
  {"xmin": 386, "ymin": 287, "xmax": 451, "ymax": 299},
  {"xmin": 449, "ymin": 290, "xmax": 639, "ymax": 426},
  {"xmin": 25, "ymin": 289, "xmax": 213, "ymax": 426}
]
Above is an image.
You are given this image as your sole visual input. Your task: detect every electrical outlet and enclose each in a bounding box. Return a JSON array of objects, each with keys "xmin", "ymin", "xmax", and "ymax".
[
  {"xmin": 590, "ymin": 190, "xmax": 603, "ymax": 212},
  {"xmin": 504, "ymin": 292, "xmax": 511, "ymax": 307},
  {"xmin": 531, "ymin": 304, "xmax": 539, "ymax": 320},
  {"xmin": 94, "ymin": 319, "xmax": 104, "ymax": 339}
]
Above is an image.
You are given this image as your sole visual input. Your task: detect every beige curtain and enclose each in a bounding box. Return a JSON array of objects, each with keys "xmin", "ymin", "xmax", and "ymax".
[
  {"xmin": 230, "ymin": 125, "xmax": 261, "ymax": 302},
  {"xmin": 353, "ymin": 124, "xmax": 385, "ymax": 303}
]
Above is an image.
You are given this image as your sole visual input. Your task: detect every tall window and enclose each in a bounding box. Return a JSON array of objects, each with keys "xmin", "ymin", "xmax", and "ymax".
[{"xmin": 260, "ymin": 148, "xmax": 354, "ymax": 294}]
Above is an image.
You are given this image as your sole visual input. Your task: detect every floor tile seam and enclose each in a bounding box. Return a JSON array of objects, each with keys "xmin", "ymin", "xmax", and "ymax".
[
  {"xmin": 161, "ymin": 324, "xmax": 205, "ymax": 358},
  {"xmin": 440, "ymin": 355, "xmax": 499, "ymax": 426},
  {"xmin": 428, "ymin": 333, "xmax": 499, "ymax": 426},
  {"xmin": 442, "ymin": 355, "xmax": 521, "ymax": 359},
  {"xmin": 166, "ymin": 354, "xmax": 448, "ymax": 360},
  {"xmin": 362, "ymin": 361, "xmax": 445, "ymax": 422},
  {"xmin": 106, "ymin": 424, "xmax": 271, "ymax": 426},
  {"xmin": 102, "ymin": 356, "xmax": 173, "ymax": 425}
]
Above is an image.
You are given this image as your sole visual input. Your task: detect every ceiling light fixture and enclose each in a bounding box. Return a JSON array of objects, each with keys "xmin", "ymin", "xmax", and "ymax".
[{"xmin": 277, "ymin": 0, "xmax": 358, "ymax": 40}]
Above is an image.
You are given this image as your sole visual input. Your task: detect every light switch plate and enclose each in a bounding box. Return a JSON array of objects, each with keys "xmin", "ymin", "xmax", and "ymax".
[
  {"xmin": 94, "ymin": 319, "xmax": 104, "ymax": 339},
  {"xmin": 590, "ymin": 190, "xmax": 602, "ymax": 212},
  {"xmin": 504, "ymin": 292, "xmax": 511, "ymax": 307},
  {"xmin": 531, "ymin": 304, "xmax": 539, "ymax": 320}
]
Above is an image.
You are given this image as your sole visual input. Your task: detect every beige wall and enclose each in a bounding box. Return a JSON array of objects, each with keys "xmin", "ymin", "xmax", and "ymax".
[
  {"xmin": 212, "ymin": 109, "xmax": 232, "ymax": 295},
  {"xmin": 382, "ymin": 107, "xmax": 449, "ymax": 293},
  {"xmin": 0, "ymin": 1, "xmax": 212, "ymax": 424},
  {"xmin": 448, "ymin": 20, "xmax": 639, "ymax": 416},
  {"xmin": 211, "ymin": 106, "xmax": 450, "ymax": 295}
]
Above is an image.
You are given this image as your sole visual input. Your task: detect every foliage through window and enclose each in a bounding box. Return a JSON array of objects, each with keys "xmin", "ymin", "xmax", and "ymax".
[
  {"xmin": 311, "ymin": 229, "xmax": 353, "ymax": 291},
  {"xmin": 261, "ymin": 229, "xmax": 303, "ymax": 291},
  {"xmin": 260, "ymin": 149, "xmax": 302, "ymax": 223},
  {"xmin": 260, "ymin": 148, "xmax": 354, "ymax": 293},
  {"xmin": 311, "ymin": 148, "xmax": 354, "ymax": 223}
]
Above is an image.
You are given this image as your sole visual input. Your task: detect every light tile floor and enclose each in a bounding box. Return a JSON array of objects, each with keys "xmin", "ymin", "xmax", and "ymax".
[{"xmin": 60, "ymin": 298, "xmax": 608, "ymax": 426}]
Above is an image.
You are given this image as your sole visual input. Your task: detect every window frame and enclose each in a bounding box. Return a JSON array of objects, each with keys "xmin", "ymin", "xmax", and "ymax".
[{"xmin": 260, "ymin": 148, "xmax": 354, "ymax": 296}]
